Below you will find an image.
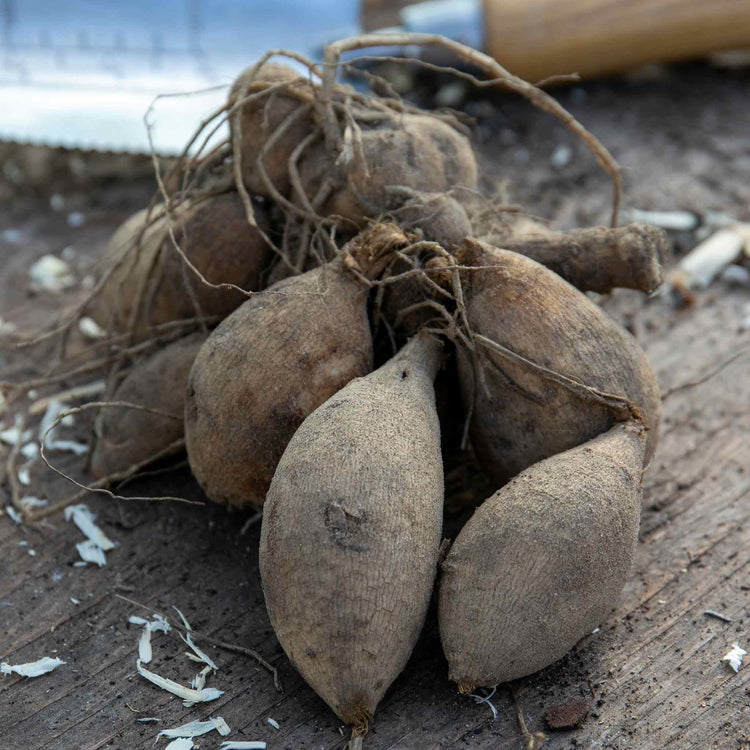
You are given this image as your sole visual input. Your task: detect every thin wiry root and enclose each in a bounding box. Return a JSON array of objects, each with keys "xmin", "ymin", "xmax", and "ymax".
[
  {"xmin": 512, "ymin": 687, "xmax": 547, "ymax": 749},
  {"xmin": 32, "ymin": 401, "xmax": 195, "ymax": 521},
  {"xmin": 474, "ymin": 334, "xmax": 641, "ymax": 422}
]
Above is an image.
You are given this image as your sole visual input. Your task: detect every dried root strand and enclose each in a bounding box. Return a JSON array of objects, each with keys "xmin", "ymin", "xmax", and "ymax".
[{"xmin": 32, "ymin": 401, "xmax": 198, "ymax": 522}]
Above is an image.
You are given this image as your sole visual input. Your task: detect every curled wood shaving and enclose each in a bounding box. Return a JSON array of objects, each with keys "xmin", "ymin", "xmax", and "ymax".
[
  {"xmin": 135, "ymin": 659, "xmax": 223, "ymax": 706},
  {"xmin": 159, "ymin": 717, "xmax": 231, "ymax": 739},
  {"xmin": 64, "ymin": 504, "xmax": 116, "ymax": 550},
  {"xmin": 723, "ymin": 643, "xmax": 746, "ymax": 673},
  {"xmin": 1, "ymin": 656, "xmax": 65, "ymax": 678},
  {"xmin": 75, "ymin": 540, "xmax": 107, "ymax": 567}
]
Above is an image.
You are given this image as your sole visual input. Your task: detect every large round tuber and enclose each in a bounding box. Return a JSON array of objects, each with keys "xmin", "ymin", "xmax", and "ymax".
[
  {"xmin": 89, "ymin": 192, "xmax": 271, "ymax": 340},
  {"xmin": 456, "ymin": 239, "xmax": 661, "ymax": 486},
  {"xmin": 297, "ymin": 114, "xmax": 478, "ymax": 227}
]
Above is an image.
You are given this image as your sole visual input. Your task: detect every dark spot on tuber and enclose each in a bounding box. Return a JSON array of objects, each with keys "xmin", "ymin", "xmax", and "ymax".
[{"xmin": 324, "ymin": 501, "xmax": 368, "ymax": 552}]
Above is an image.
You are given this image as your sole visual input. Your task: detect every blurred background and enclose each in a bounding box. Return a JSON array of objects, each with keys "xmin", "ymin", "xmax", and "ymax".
[
  {"xmin": 1, "ymin": 3, "xmax": 748, "ymax": 748},
  {"xmin": 2, "ymin": 0, "xmax": 749, "ymax": 152}
]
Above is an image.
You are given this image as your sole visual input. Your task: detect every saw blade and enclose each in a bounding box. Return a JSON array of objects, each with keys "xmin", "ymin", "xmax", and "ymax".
[{"xmin": 0, "ymin": 0, "xmax": 358, "ymax": 153}]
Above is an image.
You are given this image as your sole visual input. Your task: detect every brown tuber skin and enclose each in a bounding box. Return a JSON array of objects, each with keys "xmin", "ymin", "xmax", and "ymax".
[
  {"xmin": 89, "ymin": 192, "xmax": 271, "ymax": 339},
  {"xmin": 485, "ymin": 218, "xmax": 668, "ymax": 294},
  {"xmin": 393, "ymin": 190, "xmax": 473, "ymax": 248},
  {"xmin": 439, "ymin": 422, "xmax": 646, "ymax": 690},
  {"xmin": 90, "ymin": 332, "xmax": 206, "ymax": 479},
  {"xmin": 229, "ymin": 62, "xmax": 317, "ymax": 197},
  {"xmin": 185, "ymin": 223, "xmax": 410, "ymax": 509},
  {"xmin": 456, "ymin": 239, "xmax": 661, "ymax": 486},
  {"xmin": 297, "ymin": 114, "xmax": 478, "ymax": 227},
  {"xmin": 260, "ymin": 332, "xmax": 444, "ymax": 730}
]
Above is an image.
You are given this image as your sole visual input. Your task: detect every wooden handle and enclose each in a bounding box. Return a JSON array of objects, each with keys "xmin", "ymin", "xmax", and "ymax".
[{"xmin": 483, "ymin": 0, "xmax": 750, "ymax": 82}]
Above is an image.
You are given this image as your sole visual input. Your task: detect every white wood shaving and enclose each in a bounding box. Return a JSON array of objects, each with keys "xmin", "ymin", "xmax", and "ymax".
[
  {"xmin": 136, "ymin": 660, "xmax": 223, "ymax": 706},
  {"xmin": 190, "ymin": 665, "xmax": 212, "ymax": 691},
  {"xmin": 5, "ymin": 506, "xmax": 22, "ymax": 524},
  {"xmin": 39, "ymin": 399, "xmax": 63, "ymax": 445},
  {"xmin": 20, "ymin": 443, "xmax": 39, "ymax": 459},
  {"xmin": 628, "ymin": 208, "xmax": 698, "ymax": 231},
  {"xmin": 64, "ymin": 504, "xmax": 115, "ymax": 551},
  {"xmin": 183, "ymin": 687, "xmax": 222, "ymax": 707},
  {"xmin": 172, "ymin": 605, "xmax": 192, "ymax": 631},
  {"xmin": 149, "ymin": 614, "xmax": 170, "ymax": 633},
  {"xmin": 212, "ymin": 717, "xmax": 231, "ymax": 736},
  {"xmin": 219, "ymin": 742, "xmax": 267, "ymax": 749},
  {"xmin": 723, "ymin": 642, "xmax": 746, "ymax": 673},
  {"xmin": 136, "ymin": 717, "xmax": 159, "ymax": 723},
  {"xmin": 17, "ymin": 466, "xmax": 31, "ymax": 485},
  {"xmin": 138, "ymin": 626, "xmax": 154, "ymax": 663},
  {"xmin": 27, "ymin": 549, "xmax": 36, "ymax": 556},
  {"xmin": 164, "ymin": 739, "xmax": 194, "ymax": 750},
  {"xmin": 46, "ymin": 439, "xmax": 88, "ymax": 455},
  {"xmin": 73, "ymin": 561, "xmax": 87, "ymax": 567},
  {"xmin": 468, "ymin": 685, "xmax": 498, "ymax": 721},
  {"xmin": 28, "ymin": 255, "xmax": 75, "ymax": 293},
  {"xmin": 70, "ymin": 598, "xmax": 79, "ymax": 605},
  {"xmin": 0, "ymin": 427, "xmax": 32, "ymax": 446},
  {"xmin": 159, "ymin": 716, "xmax": 231, "ymax": 739},
  {"xmin": 180, "ymin": 631, "xmax": 217, "ymax": 670},
  {"xmin": 267, "ymin": 718, "xmax": 280, "ymax": 730},
  {"xmin": 20, "ymin": 496, "xmax": 48, "ymax": 510},
  {"xmin": 1, "ymin": 656, "xmax": 65, "ymax": 678},
  {"xmin": 39, "ymin": 400, "xmax": 88, "ymax": 455},
  {"xmin": 18, "ymin": 540, "xmax": 27, "ymax": 546},
  {"xmin": 78, "ymin": 317, "xmax": 107, "ymax": 340},
  {"xmin": 672, "ymin": 226, "xmax": 750, "ymax": 289},
  {"xmin": 131, "ymin": 614, "xmax": 171, "ymax": 663},
  {"xmin": 75, "ymin": 540, "xmax": 106, "ymax": 567}
]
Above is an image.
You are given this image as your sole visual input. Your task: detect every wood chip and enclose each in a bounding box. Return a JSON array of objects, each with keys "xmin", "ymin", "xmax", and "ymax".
[{"xmin": 545, "ymin": 698, "xmax": 593, "ymax": 730}]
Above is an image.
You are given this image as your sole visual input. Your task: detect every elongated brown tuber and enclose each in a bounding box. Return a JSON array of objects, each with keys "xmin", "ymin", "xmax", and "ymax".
[
  {"xmin": 439, "ymin": 422, "xmax": 646, "ymax": 689},
  {"xmin": 260, "ymin": 332, "xmax": 444, "ymax": 728},
  {"xmin": 185, "ymin": 223, "xmax": 409, "ymax": 509}
]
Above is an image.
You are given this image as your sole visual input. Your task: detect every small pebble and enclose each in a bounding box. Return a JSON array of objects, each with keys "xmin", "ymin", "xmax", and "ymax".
[{"xmin": 551, "ymin": 145, "xmax": 572, "ymax": 168}]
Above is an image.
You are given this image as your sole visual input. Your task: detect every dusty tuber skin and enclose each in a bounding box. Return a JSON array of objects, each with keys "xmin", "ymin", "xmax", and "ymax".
[
  {"xmin": 89, "ymin": 192, "xmax": 271, "ymax": 340},
  {"xmin": 393, "ymin": 190, "xmax": 473, "ymax": 248},
  {"xmin": 297, "ymin": 114, "xmax": 478, "ymax": 227},
  {"xmin": 91, "ymin": 332, "xmax": 206, "ymax": 479},
  {"xmin": 439, "ymin": 421, "xmax": 646, "ymax": 690},
  {"xmin": 456, "ymin": 239, "xmax": 661, "ymax": 487},
  {"xmin": 184, "ymin": 223, "xmax": 410, "ymax": 509},
  {"xmin": 229, "ymin": 62, "xmax": 318, "ymax": 197},
  {"xmin": 260, "ymin": 332, "xmax": 444, "ymax": 731},
  {"xmin": 485, "ymin": 218, "xmax": 668, "ymax": 294}
]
